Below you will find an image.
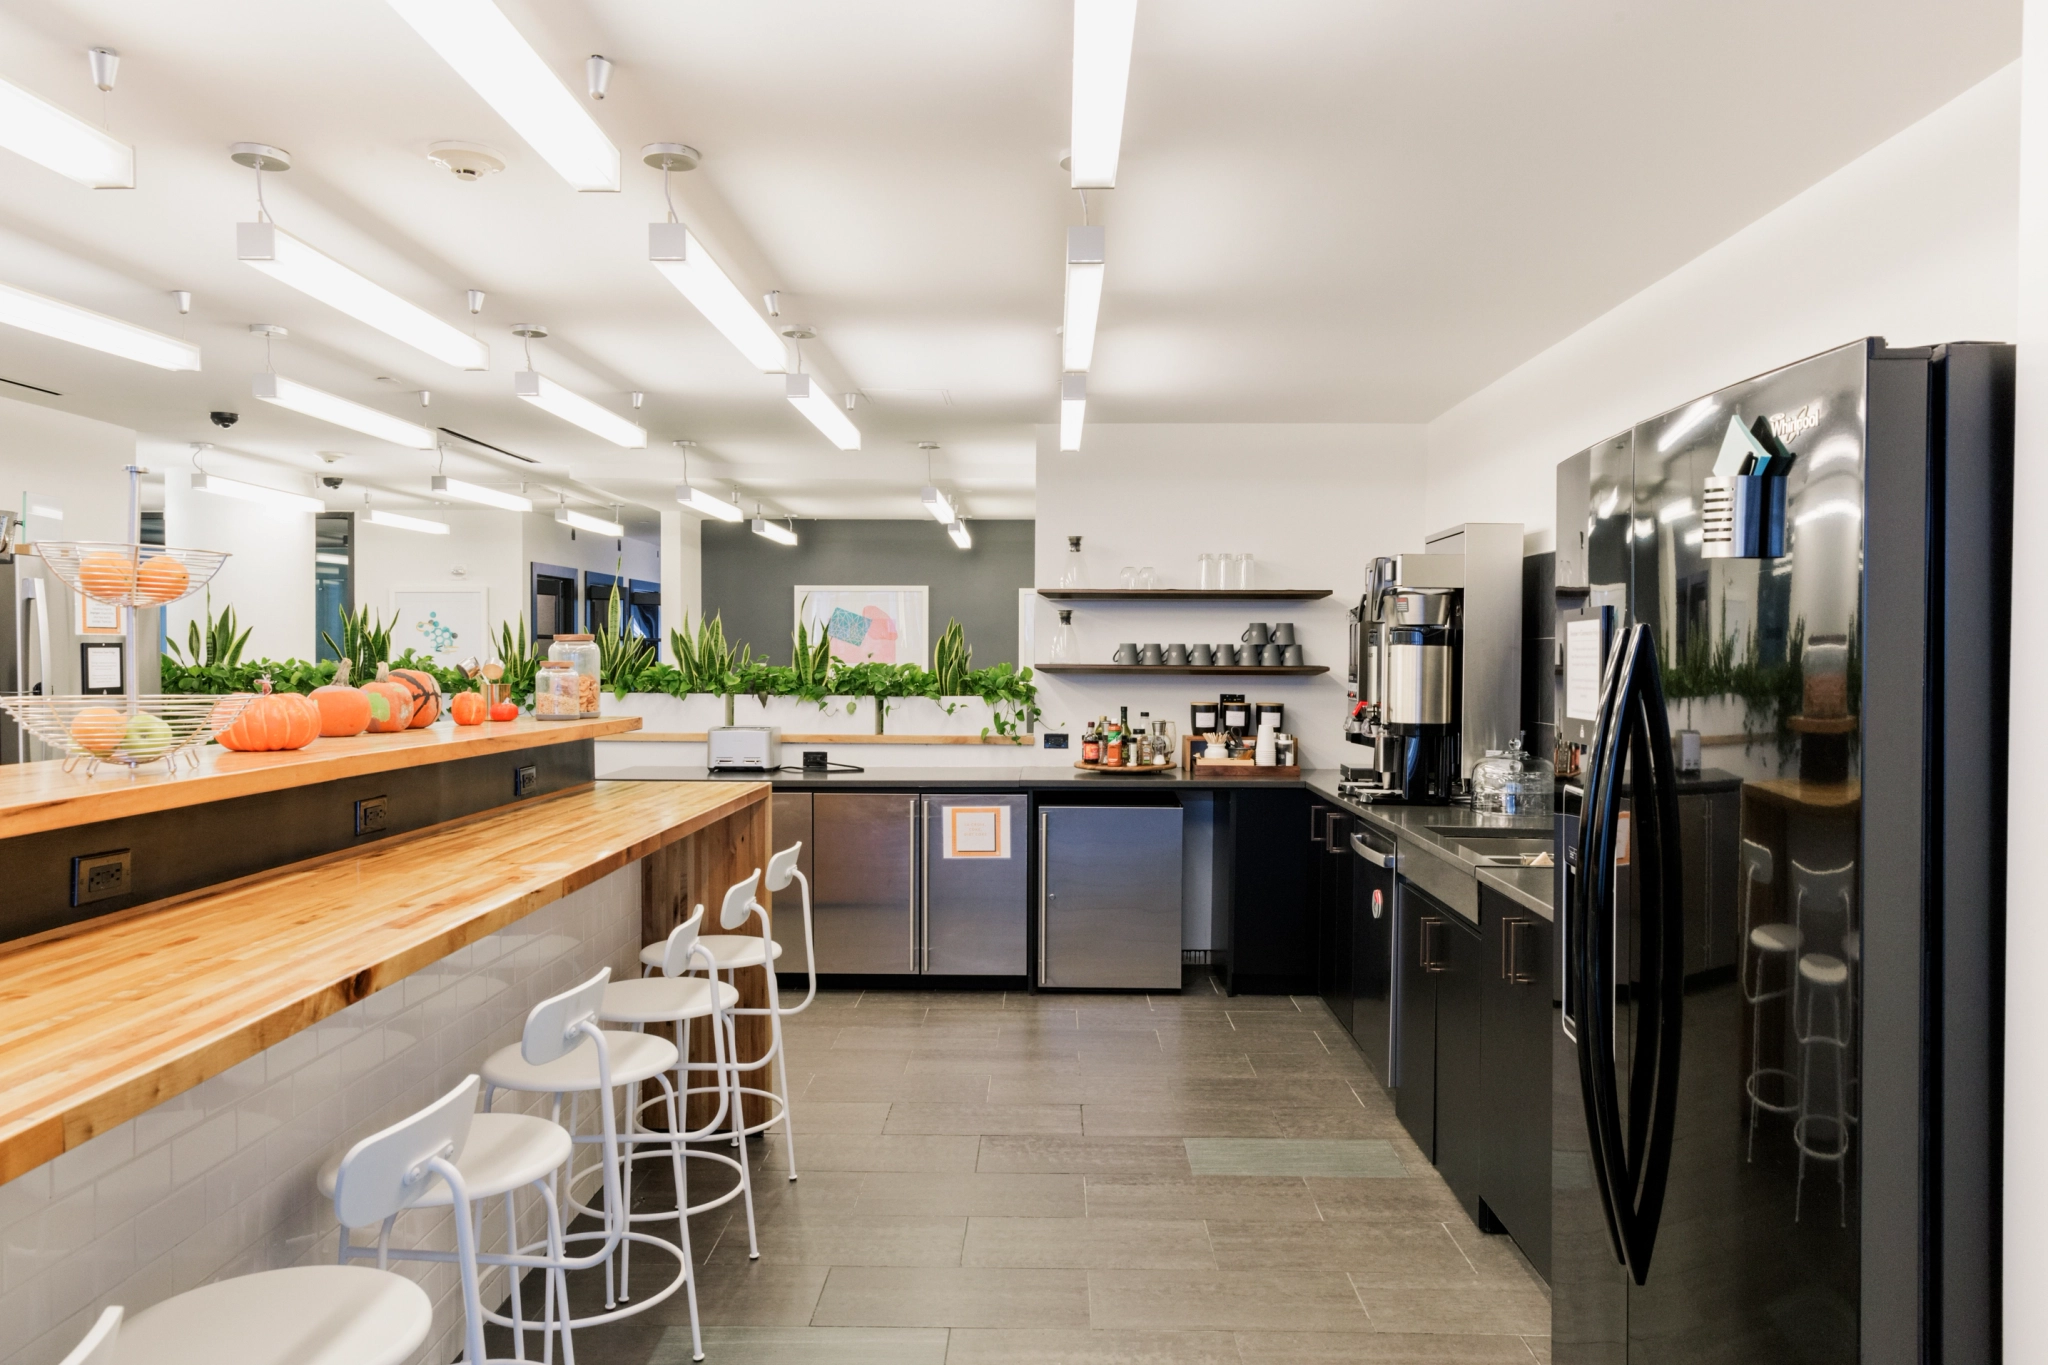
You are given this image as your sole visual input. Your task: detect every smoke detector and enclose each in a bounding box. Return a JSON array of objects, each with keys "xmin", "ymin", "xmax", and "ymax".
[{"xmin": 427, "ymin": 142, "xmax": 506, "ymax": 180}]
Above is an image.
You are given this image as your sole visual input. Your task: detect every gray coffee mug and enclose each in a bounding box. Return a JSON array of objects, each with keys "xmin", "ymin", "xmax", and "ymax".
[
  {"xmin": 1165, "ymin": 644, "xmax": 1190, "ymax": 665},
  {"xmin": 1260, "ymin": 643, "xmax": 1284, "ymax": 666},
  {"xmin": 1214, "ymin": 644, "xmax": 1239, "ymax": 666},
  {"xmin": 1114, "ymin": 642, "xmax": 1139, "ymax": 664},
  {"xmin": 1189, "ymin": 644, "xmax": 1215, "ymax": 666},
  {"xmin": 1242, "ymin": 622, "xmax": 1271, "ymax": 646},
  {"xmin": 1139, "ymin": 643, "xmax": 1164, "ymax": 665},
  {"xmin": 1271, "ymin": 622, "xmax": 1297, "ymax": 646},
  {"xmin": 1281, "ymin": 643, "xmax": 1305, "ymax": 666}
]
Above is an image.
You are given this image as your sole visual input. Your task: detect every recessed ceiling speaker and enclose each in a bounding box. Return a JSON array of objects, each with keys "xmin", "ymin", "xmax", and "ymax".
[{"xmin": 427, "ymin": 142, "xmax": 506, "ymax": 180}]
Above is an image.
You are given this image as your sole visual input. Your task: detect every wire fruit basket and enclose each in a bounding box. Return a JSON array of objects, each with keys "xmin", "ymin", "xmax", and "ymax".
[
  {"xmin": 0, "ymin": 694, "xmax": 257, "ymax": 776},
  {"xmin": 34, "ymin": 541, "xmax": 231, "ymax": 609}
]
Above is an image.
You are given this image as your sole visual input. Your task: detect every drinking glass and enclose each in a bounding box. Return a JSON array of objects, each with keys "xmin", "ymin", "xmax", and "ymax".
[
  {"xmin": 1118, "ymin": 565, "xmax": 1138, "ymax": 589},
  {"xmin": 1230, "ymin": 553, "xmax": 1255, "ymax": 589},
  {"xmin": 1198, "ymin": 553, "xmax": 1220, "ymax": 590},
  {"xmin": 1136, "ymin": 565, "xmax": 1158, "ymax": 589}
]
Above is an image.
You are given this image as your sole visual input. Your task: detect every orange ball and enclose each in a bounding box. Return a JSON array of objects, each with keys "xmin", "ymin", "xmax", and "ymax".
[
  {"xmin": 77, "ymin": 552, "xmax": 137, "ymax": 600},
  {"xmin": 137, "ymin": 554, "xmax": 189, "ymax": 603},
  {"xmin": 69, "ymin": 707, "xmax": 127, "ymax": 756}
]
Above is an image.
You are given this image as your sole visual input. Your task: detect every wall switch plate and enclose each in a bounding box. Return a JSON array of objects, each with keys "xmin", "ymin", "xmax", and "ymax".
[
  {"xmin": 1042, "ymin": 732, "xmax": 1070, "ymax": 750},
  {"xmin": 355, "ymin": 796, "xmax": 389, "ymax": 835},
  {"xmin": 513, "ymin": 764, "xmax": 538, "ymax": 797},
  {"xmin": 73, "ymin": 849, "xmax": 131, "ymax": 906}
]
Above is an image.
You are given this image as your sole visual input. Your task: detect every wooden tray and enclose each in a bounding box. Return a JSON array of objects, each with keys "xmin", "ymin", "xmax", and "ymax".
[
  {"xmin": 1073, "ymin": 760, "xmax": 1178, "ymax": 776},
  {"xmin": 1181, "ymin": 735, "xmax": 1299, "ymax": 780}
]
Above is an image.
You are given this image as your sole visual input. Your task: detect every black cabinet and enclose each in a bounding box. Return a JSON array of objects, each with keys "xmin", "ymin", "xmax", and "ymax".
[
  {"xmin": 1395, "ymin": 886, "xmax": 1442, "ymax": 1157},
  {"xmin": 1315, "ymin": 805, "xmax": 1354, "ymax": 1034},
  {"xmin": 1218, "ymin": 787, "xmax": 1314, "ymax": 994},
  {"xmin": 1480, "ymin": 884, "xmax": 1553, "ymax": 1280},
  {"xmin": 1433, "ymin": 902, "xmax": 1487, "ymax": 1222}
]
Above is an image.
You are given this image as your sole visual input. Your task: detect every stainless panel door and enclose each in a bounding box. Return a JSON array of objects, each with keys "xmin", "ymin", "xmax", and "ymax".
[
  {"xmin": 813, "ymin": 792, "xmax": 917, "ymax": 974},
  {"xmin": 1039, "ymin": 806, "xmax": 1182, "ymax": 990},
  {"xmin": 770, "ymin": 792, "xmax": 815, "ymax": 972},
  {"xmin": 922, "ymin": 794, "xmax": 1028, "ymax": 974},
  {"xmin": 1349, "ymin": 827, "xmax": 1398, "ymax": 1090}
]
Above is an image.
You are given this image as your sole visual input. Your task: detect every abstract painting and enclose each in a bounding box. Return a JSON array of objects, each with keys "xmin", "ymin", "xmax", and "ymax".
[
  {"xmin": 391, "ymin": 588, "xmax": 489, "ymax": 665},
  {"xmin": 796, "ymin": 585, "xmax": 929, "ymax": 668}
]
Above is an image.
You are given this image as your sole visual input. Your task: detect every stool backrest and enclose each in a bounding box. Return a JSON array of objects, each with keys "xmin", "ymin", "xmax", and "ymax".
[
  {"xmin": 333, "ymin": 1074, "xmax": 481, "ymax": 1229},
  {"xmin": 1741, "ymin": 838, "xmax": 1774, "ymax": 887},
  {"xmin": 59, "ymin": 1306, "xmax": 121, "ymax": 1365},
  {"xmin": 522, "ymin": 966, "xmax": 611, "ymax": 1065},
  {"xmin": 1792, "ymin": 860, "xmax": 1856, "ymax": 957},
  {"xmin": 720, "ymin": 868, "xmax": 764, "ymax": 932},
  {"xmin": 766, "ymin": 841, "xmax": 803, "ymax": 893},
  {"xmin": 661, "ymin": 906, "xmax": 709, "ymax": 978}
]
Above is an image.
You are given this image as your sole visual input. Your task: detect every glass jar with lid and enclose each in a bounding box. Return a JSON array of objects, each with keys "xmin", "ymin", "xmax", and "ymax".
[
  {"xmin": 1471, "ymin": 736, "xmax": 1553, "ymax": 816},
  {"xmin": 548, "ymin": 633, "xmax": 602, "ymax": 717},
  {"xmin": 534, "ymin": 661, "xmax": 582, "ymax": 720}
]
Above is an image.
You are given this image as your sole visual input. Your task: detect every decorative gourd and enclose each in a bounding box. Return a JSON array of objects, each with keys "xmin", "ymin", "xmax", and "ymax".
[
  {"xmin": 363, "ymin": 667, "xmax": 416, "ymax": 734},
  {"xmin": 449, "ymin": 690, "xmax": 488, "ymax": 726},
  {"xmin": 136, "ymin": 554, "xmax": 189, "ymax": 603},
  {"xmin": 389, "ymin": 666, "xmax": 442, "ymax": 727},
  {"xmin": 489, "ymin": 700, "xmax": 519, "ymax": 722},
  {"xmin": 310, "ymin": 659, "xmax": 373, "ymax": 738},
  {"xmin": 216, "ymin": 681, "xmax": 320, "ymax": 752}
]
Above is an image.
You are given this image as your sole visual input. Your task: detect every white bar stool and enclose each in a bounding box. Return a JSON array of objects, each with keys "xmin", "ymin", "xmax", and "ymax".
[
  {"xmin": 600, "ymin": 907, "xmax": 755, "ymax": 1362},
  {"xmin": 1738, "ymin": 837, "xmax": 1799, "ymax": 1160},
  {"xmin": 479, "ymin": 967, "xmax": 691, "ymax": 1337},
  {"xmin": 1790, "ymin": 859, "xmax": 1855, "ymax": 1226},
  {"xmin": 65, "ymin": 1075, "xmax": 509, "ymax": 1365}
]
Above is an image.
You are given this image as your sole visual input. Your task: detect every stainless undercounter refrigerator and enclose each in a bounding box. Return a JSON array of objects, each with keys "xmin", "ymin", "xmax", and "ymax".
[{"xmin": 1038, "ymin": 804, "xmax": 1183, "ymax": 990}]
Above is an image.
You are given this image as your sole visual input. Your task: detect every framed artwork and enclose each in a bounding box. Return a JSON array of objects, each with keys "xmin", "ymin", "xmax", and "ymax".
[
  {"xmin": 796, "ymin": 585, "xmax": 929, "ymax": 668},
  {"xmin": 391, "ymin": 587, "xmax": 489, "ymax": 665}
]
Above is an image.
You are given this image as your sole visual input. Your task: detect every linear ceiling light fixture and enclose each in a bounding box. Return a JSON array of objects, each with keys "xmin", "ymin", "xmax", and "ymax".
[
  {"xmin": 648, "ymin": 218, "xmax": 786, "ymax": 371},
  {"xmin": 0, "ymin": 280, "xmax": 199, "ymax": 370},
  {"xmin": 252, "ymin": 372, "xmax": 436, "ymax": 448},
  {"xmin": 785, "ymin": 373, "xmax": 861, "ymax": 450},
  {"xmin": 383, "ymin": 0, "xmax": 620, "ymax": 191},
  {"xmin": 194, "ymin": 472, "xmax": 325, "ymax": 514},
  {"xmin": 555, "ymin": 505, "xmax": 624, "ymax": 536},
  {"xmin": 369, "ymin": 508, "xmax": 450, "ymax": 534},
  {"xmin": 678, "ymin": 484, "xmax": 744, "ymax": 521},
  {"xmin": 751, "ymin": 516, "xmax": 797, "ymax": 547},
  {"xmin": 1063, "ymin": 226, "xmax": 1104, "ymax": 372},
  {"xmin": 1059, "ymin": 372, "xmax": 1087, "ymax": 452},
  {"xmin": 507, "ymin": 324, "xmax": 646, "ymax": 447},
  {"xmin": 947, "ymin": 518, "xmax": 972, "ymax": 550},
  {"xmin": 431, "ymin": 474, "xmax": 531, "ymax": 511},
  {"xmin": 920, "ymin": 486, "xmax": 956, "ymax": 524},
  {"xmin": 0, "ymin": 74, "xmax": 134, "ymax": 187},
  {"xmin": 1069, "ymin": 0, "xmax": 1137, "ymax": 189},
  {"xmin": 237, "ymin": 220, "xmax": 487, "ymax": 369}
]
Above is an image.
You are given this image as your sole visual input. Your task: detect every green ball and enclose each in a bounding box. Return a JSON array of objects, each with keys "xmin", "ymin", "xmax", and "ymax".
[{"xmin": 120, "ymin": 713, "xmax": 175, "ymax": 759}]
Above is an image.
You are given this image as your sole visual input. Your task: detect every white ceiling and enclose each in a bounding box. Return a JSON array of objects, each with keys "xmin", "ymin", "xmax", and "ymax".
[{"xmin": 0, "ymin": 0, "xmax": 2020, "ymax": 531}]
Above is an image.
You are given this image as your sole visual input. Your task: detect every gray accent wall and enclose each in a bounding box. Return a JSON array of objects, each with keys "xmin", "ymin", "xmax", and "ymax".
[{"xmin": 700, "ymin": 519, "xmax": 1034, "ymax": 665}]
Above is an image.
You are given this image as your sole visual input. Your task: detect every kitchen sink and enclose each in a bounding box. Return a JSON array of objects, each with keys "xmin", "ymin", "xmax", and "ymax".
[
  {"xmin": 1452, "ymin": 837, "xmax": 1554, "ymax": 868},
  {"xmin": 1426, "ymin": 822, "xmax": 1550, "ymax": 839}
]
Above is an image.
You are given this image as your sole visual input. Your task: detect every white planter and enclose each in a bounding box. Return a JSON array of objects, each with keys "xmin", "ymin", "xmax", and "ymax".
[{"xmin": 598, "ymin": 692, "xmax": 725, "ymax": 733}]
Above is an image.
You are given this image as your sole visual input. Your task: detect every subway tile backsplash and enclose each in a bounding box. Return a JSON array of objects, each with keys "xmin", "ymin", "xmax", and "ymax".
[{"xmin": 0, "ymin": 865, "xmax": 642, "ymax": 1365}]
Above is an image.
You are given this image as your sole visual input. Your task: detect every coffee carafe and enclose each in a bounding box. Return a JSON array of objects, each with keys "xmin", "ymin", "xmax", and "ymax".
[{"xmin": 1358, "ymin": 574, "xmax": 1462, "ymax": 804}]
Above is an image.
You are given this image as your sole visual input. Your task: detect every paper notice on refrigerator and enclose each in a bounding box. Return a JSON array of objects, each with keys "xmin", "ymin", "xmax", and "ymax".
[
  {"xmin": 945, "ymin": 806, "xmax": 1010, "ymax": 858},
  {"xmin": 1565, "ymin": 618, "xmax": 1604, "ymax": 721}
]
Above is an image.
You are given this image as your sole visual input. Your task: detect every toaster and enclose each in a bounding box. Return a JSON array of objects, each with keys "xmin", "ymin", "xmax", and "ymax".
[{"xmin": 707, "ymin": 725, "xmax": 781, "ymax": 771}]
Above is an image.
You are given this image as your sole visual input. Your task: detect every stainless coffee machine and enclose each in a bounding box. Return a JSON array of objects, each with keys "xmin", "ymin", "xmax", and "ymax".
[{"xmin": 1345, "ymin": 522, "xmax": 1522, "ymax": 804}]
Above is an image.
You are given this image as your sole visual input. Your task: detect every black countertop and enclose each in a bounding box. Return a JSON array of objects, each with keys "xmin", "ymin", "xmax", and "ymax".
[
  {"xmin": 602, "ymin": 764, "xmax": 1329, "ymax": 791},
  {"xmin": 1306, "ymin": 773, "xmax": 1555, "ymax": 920}
]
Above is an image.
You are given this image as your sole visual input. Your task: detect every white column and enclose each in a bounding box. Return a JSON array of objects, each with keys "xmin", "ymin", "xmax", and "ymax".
[{"xmin": 658, "ymin": 508, "xmax": 700, "ymax": 663}]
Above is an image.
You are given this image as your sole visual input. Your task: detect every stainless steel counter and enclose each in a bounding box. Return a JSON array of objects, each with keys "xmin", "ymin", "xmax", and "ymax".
[{"xmin": 1306, "ymin": 774, "xmax": 1553, "ymax": 922}]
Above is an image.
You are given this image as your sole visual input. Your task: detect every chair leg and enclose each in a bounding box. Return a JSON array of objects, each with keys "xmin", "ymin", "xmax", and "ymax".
[
  {"xmin": 764, "ymin": 969, "xmax": 798, "ymax": 1182},
  {"xmin": 667, "ymin": 1080, "xmax": 705, "ymax": 1363},
  {"xmin": 546, "ymin": 1186, "xmax": 574, "ymax": 1365},
  {"xmin": 728, "ymin": 1008, "xmax": 761, "ymax": 1260},
  {"xmin": 619, "ymin": 1078, "xmax": 637, "ymax": 1302},
  {"xmin": 505, "ymin": 1189, "xmax": 527, "ymax": 1361}
]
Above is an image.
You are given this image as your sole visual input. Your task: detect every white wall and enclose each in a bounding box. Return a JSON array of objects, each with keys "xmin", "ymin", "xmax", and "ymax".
[
  {"xmin": 658, "ymin": 509, "xmax": 702, "ymax": 662},
  {"xmin": 1032, "ymin": 422, "xmax": 1429, "ymax": 768},
  {"xmin": 353, "ymin": 506, "xmax": 526, "ymax": 661},
  {"xmin": 162, "ymin": 468, "xmax": 314, "ymax": 663},
  {"xmin": 1424, "ymin": 62, "xmax": 2021, "ymax": 544},
  {"xmin": 520, "ymin": 512, "xmax": 659, "ymax": 583},
  {"xmin": 2007, "ymin": 6, "xmax": 2048, "ymax": 1358}
]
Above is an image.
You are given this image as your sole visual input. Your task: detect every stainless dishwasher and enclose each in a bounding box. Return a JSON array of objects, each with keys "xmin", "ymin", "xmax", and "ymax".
[{"xmin": 1039, "ymin": 805, "xmax": 1183, "ymax": 989}]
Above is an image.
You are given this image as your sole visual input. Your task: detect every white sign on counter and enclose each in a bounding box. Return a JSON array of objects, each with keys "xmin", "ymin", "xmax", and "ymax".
[
  {"xmin": 1565, "ymin": 618, "xmax": 1605, "ymax": 721},
  {"xmin": 944, "ymin": 805, "xmax": 1010, "ymax": 858}
]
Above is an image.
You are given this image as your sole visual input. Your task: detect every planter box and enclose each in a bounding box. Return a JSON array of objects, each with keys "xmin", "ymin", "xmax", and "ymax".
[
  {"xmin": 598, "ymin": 692, "xmax": 725, "ymax": 733},
  {"xmin": 598, "ymin": 690, "xmax": 1017, "ymax": 738}
]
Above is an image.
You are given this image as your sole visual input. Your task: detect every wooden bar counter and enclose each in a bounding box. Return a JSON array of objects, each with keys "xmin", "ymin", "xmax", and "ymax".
[{"xmin": 0, "ymin": 771, "xmax": 772, "ymax": 1184}]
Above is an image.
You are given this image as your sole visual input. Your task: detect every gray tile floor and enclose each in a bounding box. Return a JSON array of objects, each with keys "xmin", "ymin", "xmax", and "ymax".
[{"xmin": 521, "ymin": 976, "xmax": 1551, "ymax": 1363}]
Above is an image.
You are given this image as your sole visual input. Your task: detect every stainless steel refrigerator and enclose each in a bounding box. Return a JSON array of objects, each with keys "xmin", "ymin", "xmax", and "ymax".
[{"xmin": 1553, "ymin": 339, "xmax": 2008, "ymax": 1365}]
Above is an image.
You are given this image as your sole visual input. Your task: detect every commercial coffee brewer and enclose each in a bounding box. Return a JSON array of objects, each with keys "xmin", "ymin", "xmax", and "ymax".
[{"xmin": 1344, "ymin": 522, "xmax": 1522, "ymax": 804}]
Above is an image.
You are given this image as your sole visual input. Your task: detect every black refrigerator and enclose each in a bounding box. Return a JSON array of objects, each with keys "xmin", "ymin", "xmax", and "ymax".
[{"xmin": 1552, "ymin": 339, "xmax": 2009, "ymax": 1365}]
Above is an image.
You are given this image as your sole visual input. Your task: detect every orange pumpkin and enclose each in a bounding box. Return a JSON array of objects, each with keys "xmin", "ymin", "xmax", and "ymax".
[
  {"xmin": 362, "ymin": 674, "xmax": 416, "ymax": 734},
  {"xmin": 77, "ymin": 552, "xmax": 137, "ymax": 600},
  {"xmin": 449, "ymin": 690, "xmax": 488, "ymax": 726},
  {"xmin": 216, "ymin": 683, "xmax": 319, "ymax": 752},
  {"xmin": 389, "ymin": 667, "xmax": 442, "ymax": 727},
  {"xmin": 136, "ymin": 554, "xmax": 189, "ymax": 603},
  {"xmin": 311, "ymin": 659, "xmax": 373, "ymax": 738}
]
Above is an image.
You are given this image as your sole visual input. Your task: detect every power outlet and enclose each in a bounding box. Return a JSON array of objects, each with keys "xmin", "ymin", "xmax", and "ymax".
[
  {"xmin": 513, "ymin": 764, "xmax": 538, "ymax": 798},
  {"xmin": 1042, "ymin": 732, "xmax": 1070, "ymax": 750},
  {"xmin": 73, "ymin": 849, "xmax": 132, "ymax": 906},
  {"xmin": 355, "ymin": 796, "xmax": 389, "ymax": 836}
]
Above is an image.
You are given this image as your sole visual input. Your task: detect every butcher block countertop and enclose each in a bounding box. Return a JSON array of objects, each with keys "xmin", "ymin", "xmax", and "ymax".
[
  {"xmin": 0, "ymin": 775, "xmax": 765, "ymax": 1184},
  {"xmin": 0, "ymin": 715, "xmax": 640, "ymax": 840}
]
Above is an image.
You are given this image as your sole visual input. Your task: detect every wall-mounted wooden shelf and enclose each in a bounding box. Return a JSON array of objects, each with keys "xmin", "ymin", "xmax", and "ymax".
[
  {"xmin": 1035, "ymin": 664, "xmax": 1330, "ymax": 676},
  {"xmin": 1036, "ymin": 589, "xmax": 1333, "ymax": 602}
]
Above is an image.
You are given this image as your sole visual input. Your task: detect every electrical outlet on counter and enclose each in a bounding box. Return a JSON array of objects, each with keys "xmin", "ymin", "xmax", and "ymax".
[
  {"xmin": 355, "ymin": 796, "xmax": 389, "ymax": 836},
  {"xmin": 73, "ymin": 849, "xmax": 131, "ymax": 906},
  {"xmin": 1042, "ymin": 732, "xmax": 1070, "ymax": 750}
]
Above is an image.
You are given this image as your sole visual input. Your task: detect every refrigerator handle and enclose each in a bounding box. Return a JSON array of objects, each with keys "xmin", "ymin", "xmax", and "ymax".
[
  {"xmin": 915, "ymin": 798, "xmax": 926, "ymax": 975},
  {"xmin": 1572, "ymin": 620, "xmax": 1634, "ymax": 1272}
]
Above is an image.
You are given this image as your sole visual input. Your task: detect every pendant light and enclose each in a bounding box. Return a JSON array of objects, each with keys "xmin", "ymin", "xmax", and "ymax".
[
  {"xmin": 510, "ymin": 324, "xmax": 647, "ymax": 447},
  {"xmin": 1069, "ymin": 0, "xmax": 1138, "ymax": 189},
  {"xmin": 247, "ymin": 324, "xmax": 436, "ymax": 448}
]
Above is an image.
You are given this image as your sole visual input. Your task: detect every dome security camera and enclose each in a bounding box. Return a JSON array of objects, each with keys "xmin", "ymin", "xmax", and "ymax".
[{"xmin": 209, "ymin": 411, "xmax": 238, "ymax": 428}]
